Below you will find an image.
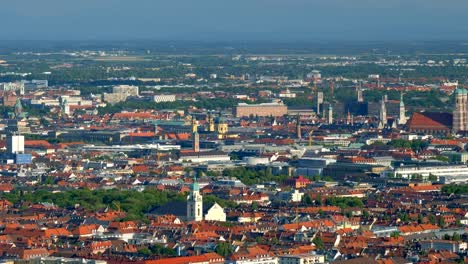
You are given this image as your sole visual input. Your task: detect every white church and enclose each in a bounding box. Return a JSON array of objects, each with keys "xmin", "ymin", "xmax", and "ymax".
[
  {"xmin": 187, "ymin": 179, "xmax": 226, "ymax": 222},
  {"xmin": 151, "ymin": 178, "xmax": 226, "ymax": 222}
]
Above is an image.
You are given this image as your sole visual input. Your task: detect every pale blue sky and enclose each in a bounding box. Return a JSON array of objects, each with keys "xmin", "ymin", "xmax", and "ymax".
[{"xmin": 1, "ymin": 0, "xmax": 467, "ymax": 41}]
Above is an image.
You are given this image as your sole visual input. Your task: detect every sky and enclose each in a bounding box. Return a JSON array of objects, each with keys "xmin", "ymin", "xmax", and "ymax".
[{"xmin": 1, "ymin": 0, "xmax": 468, "ymax": 41}]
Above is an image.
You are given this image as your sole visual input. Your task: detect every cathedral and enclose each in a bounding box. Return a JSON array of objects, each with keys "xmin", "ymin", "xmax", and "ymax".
[{"xmin": 407, "ymin": 87, "xmax": 467, "ymax": 136}]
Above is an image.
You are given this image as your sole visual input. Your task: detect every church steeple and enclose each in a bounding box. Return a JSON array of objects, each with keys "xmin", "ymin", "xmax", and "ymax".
[
  {"xmin": 14, "ymin": 98, "xmax": 23, "ymax": 119},
  {"xmin": 346, "ymin": 109, "xmax": 352, "ymax": 125},
  {"xmin": 398, "ymin": 93, "xmax": 407, "ymax": 125},
  {"xmin": 378, "ymin": 96, "xmax": 387, "ymax": 129},
  {"xmin": 187, "ymin": 176, "xmax": 203, "ymax": 222}
]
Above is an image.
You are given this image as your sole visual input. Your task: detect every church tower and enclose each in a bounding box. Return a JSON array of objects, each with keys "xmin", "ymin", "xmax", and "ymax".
[
  {"xmin": 193, "ymin": 131, "xmax": 200, "ymax": 152},
  {"xmin": 453, "ymin": 88, "xmax": 468, "ymax": 133},
  {"xmin": 346, "ymin": 109, "xmax": 352, "ymax": 125},
  {"xmin": 398, "ymin": 93, "xmax": 407, "ymax": 125},
  {"xmin": 187, "ymin": 178, "xmax": 203, "ymax": 222},
  {"xmin": 207, "ymin": 113, "xmax": 215, "ymax": 132},
  {"xmin": 62, "ymin": 99, "xmax": 70, "ymax": 116},
  {"xmin": 191, "ymin": 116, "xmax": 198, "ymax": 133},
  {"xmin": 378, "ymin": 96, "xmax": 387, "ymax": 129},
  {"xmin": 216, "ymin": 114, "xmax": 228, "ymax": 135}
]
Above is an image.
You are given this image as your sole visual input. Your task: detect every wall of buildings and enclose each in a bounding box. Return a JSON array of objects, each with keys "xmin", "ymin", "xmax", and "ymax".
[{"xmin": 235, "ymin": 103, "xmax": 288, "ymax": 117}]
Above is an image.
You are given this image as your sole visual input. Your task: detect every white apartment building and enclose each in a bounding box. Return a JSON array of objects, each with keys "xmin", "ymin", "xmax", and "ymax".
[
  {"xmin": 279, "ymin": 254, "xmax": 326, "ymax": 264},
  {"xmin": 153, "ymin": 94, "xmax": 176, "ymax": 103},
  {"xmin": 381, "ymin": 164, "xmax": 468, "ymax": 183}
]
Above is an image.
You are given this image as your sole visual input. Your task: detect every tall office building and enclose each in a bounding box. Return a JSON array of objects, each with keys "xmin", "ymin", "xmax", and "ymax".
[
  {"xmin": 316, "ymin": 92, "xmax": 324, "ymax": 115},
  {"xmin": 7, "ymin": 135, "xmax": 24, "ymax": 154},
  {"xmin": 356, "ymin": 82, "xmax": 363, "ymax": 102},
  {"xmin": 453, "ymin": 88, "xmax": 468, "ymax": 133},
  {"xmin": 327, "ymin": 105, "xmax": 333, "ymax": 124}
]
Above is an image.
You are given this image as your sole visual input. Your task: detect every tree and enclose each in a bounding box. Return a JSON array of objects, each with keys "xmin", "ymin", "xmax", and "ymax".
[
  {"xmin": 417, "ymin": 214, "xmax": 424, "ymax": 224},
  {"xmin": 215, "ymin": 242, "xmax": 233, "ymax": 257},
  {"xmin": 390, "ymin": 231, "xmax": 400, "ymax": 238},
  {"xmin": 312, "ymin": 237, "xmax": 324, "ymax": 250},
  {"xmin": 362, "ymin": 210, "xmax": 370, "ymax": 218},
  {"xmin": 251, "ymin": 202, "xmax": 259, "ymax": 211},
  {"xmin": 428, "ymin": 215, "xmax": 436, "ymax": 225},
  {"xmin": 438, "ymin": 216, "xmax": 446, "ymax": 227},
  {"xmin": 452, "ymin": 232, "xmax": 461, "ymax": 241},
  {"xmin": 303, "ymin": 195, "xmax": 313, "ymax": 205},
  {"xmin": 428, "ymin": 174, "xmax": 437, "ymax": 182}
]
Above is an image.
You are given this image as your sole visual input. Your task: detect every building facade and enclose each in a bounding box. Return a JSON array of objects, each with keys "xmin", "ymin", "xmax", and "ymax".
[{"xmin": 235, "ymin": 102, "xmax": 288, "ymax": 117}]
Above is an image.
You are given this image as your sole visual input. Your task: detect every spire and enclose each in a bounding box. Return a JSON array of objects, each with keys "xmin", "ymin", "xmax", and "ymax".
[
  {"xmin": 346, "ymin": 109, "xmax": 351, "ymax": 125},
  {"xmin": 398, "ymin": 92, "xmax": 407, "ymax": 125},
  {"xmin": 14, "ymin": 98, "xmax": 23, "ymax": 119},
  {"xmin": 296, "ymin": 114, "xmax": 301, "ymax": 139},
  {"xmin": 379, "ymin": 96, "xmax": 387, "ymax": 127}
]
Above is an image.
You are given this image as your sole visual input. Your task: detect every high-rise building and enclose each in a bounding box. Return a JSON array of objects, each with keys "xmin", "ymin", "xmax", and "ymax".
[
  {"xmin": 7, "ymin": 135, "xmax": 24, "ymax": 154},
  {"xmin": 327, "ymin": 105, "xmax": 333, "ymax": 124},
  {"xmin": 187, "ymin": 178, "xmax": 203, "ymax": 222},
  {"xmin": 316, "ymin": 92, "xmax": 324, "ymax": 115},
  {"xmin": 398, "ymin": 93, "xmax": 407, "ymax": 125},
  {"xmin": 357, "ymin": 82, "xmax": 363, "ymax": 102},
  {"xmin": 452, "ymin": 88, "xmax": 468, "ymax": 133}
]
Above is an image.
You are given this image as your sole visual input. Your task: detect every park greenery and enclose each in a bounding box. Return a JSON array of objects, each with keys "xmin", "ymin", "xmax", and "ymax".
[
  {"xmin": 441, "ymin": 184, "xmax": 468, "ymax": 195},
  {"xmin": 138, "ymin": 244, "xmax": 177, "ymax": 257},
  {"xmin": 222, "ymin": 167, "xmax": 289, "ymax": 185},
  {"xmin": 0, "ymin": 188, "xmax": 185, "ymax": 221},
  {"xmin": 387, "ymin": 139, "xmax": 429, "ymax": 152}
]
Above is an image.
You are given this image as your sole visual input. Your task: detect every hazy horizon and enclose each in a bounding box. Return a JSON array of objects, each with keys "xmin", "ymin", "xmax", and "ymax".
[{"xmin": 2, "ymin": 0, "xmax": 468, "ymax": 42}]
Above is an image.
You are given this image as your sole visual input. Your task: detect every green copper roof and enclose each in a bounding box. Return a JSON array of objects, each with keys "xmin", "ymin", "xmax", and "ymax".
[{"xmin": 455, "ymin": 88, "xmax": 468, "ymax": 95}]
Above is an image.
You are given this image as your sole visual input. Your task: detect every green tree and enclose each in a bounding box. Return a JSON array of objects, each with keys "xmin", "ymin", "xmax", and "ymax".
[
  {"xmin": 215, "ymin": 242, "xmax": 233, "ymax": 257},
  {"xmin": 438, "ymin": 216, "xmax": 446, "ymax": 227},
  {"xmin": 428, "ymin": 215, "xmax": 436, "ymax": 225},
  {"xmin": 417, "ymin": 214, "xmax": 424, "ymax": 224},
  {"xmin": 312, "ymin": 237, "xmax": 324, "ymax": 250},
  {"xmin": 303, "ymin": 195, "xmax": 313, "ymax": 205},
  {"xmin": 362, "ymin": 210, "xmax": 370, "ymax": 218},
  {"xmin": 428, "ymin": 174, "xmax": 437, "ymax": 182}
]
